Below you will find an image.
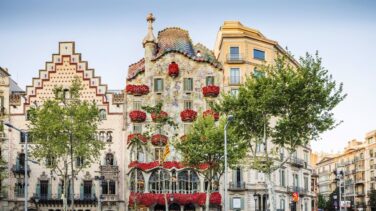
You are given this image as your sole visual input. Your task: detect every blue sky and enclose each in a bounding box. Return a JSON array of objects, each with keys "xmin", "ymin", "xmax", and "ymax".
[{"xmin": 1, "ymin": 0, "xmax": 376, "ymax": 153}]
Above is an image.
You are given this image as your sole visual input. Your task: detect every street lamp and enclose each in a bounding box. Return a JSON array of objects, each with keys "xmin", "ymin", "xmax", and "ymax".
[
  {"xmin": 5, "ymin": 122, "xmax": 28, "ymax": 211},
  {"xmin": 224, "ymin": 115, "xmax": 234, "ymax": 211}
]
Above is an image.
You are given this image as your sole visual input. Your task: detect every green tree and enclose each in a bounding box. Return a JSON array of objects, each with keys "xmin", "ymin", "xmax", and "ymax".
[
  {"xmin": 325, "ymin": 188, "xmax": 339, "ymax": 211},
  {"xmin": 318, "ymin": 194, "xmax": 327, "ymax": 209},
  {"xmin": 215, "ymin": 53, "xmax": 346, "ymax": 211},
  {"xmin": 175, "ymin": 116, "xmax": 248, "ymax": 211},
  {"xmin": 28, "ymin": 77, "xmax": 104, "ymax": 211},
  {"xmin": 369, "ymin": 189, "xmax": 376, "ymax": 209}
]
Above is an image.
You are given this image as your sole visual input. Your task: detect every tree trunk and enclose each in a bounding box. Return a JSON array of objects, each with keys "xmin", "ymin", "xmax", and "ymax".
[
  {"xmin": 266, "ymin": 173, "xmax": 276, "ymax": 211},
  {"xmin": 205, "ymin": 184, "xmax": 210, "ymax": 211},
  {"xmin": 63, "ymin": 174, "xmax": 68, "ymax": 211},
  {"xmin": 70, "ymin": 132, "xmax": 75, "ymax": 210}
]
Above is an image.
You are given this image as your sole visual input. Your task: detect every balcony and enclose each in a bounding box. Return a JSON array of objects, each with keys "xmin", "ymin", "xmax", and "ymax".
[
  {"xmin": 228, "ymin": 182, "xmax": 246, "ymax": 191},
  {"xmin": 356, "ymin": 202, "xmax": 366, "ymax": 208},
  {"xmin": 33, "ymin": 193, "xmax": 97, "ymax": 205},
  {"xmin": 11, "ymin": 164, "xmax": 30, "ymax": 176},
  {"xmin": 226, "ymin": 53, "xmax": 245, "ymax": 64},
  {"xmin": 355, "ymin": 179, "xmax": 365, "ymax": 184},
  {"xmin": 290, "ymin": 157, "xmax": 305, "ymax": 168},
  {"xmin": 356, "ymin": 191, "xmax": 365, "ymax": 196},
  {"xmin": 99, "ymin": 164, "xmax": 120, "ymax": 181},
  {"xmin": 288, "ymin": 186, "xmax": 308, "ymax": 196}
]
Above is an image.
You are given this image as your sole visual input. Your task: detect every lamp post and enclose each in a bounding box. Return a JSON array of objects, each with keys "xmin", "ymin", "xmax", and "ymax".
[
  {"xmin": 5, "ymin": 123, "xmax": 28, "ymax": 211},
  {"xmin": 224, "ymin": 115, "xmax": 234, "ymax": 211}
]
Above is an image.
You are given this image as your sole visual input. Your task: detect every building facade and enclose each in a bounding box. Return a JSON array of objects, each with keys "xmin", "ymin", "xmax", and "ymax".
[
  {"xmin": 1, "ymin": 43, "xmax": 125, "ymax": 211},
  {"xmin": 0, "ymin": 15, "xmax": 314, "ymax": 211},
  {"xmin": 214, "ymin": 21, "xmax": 315, "ymax": 211}
]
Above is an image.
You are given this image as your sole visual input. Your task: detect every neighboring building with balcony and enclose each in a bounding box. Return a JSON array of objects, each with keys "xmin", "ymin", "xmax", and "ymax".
[
  {"xmin": 1, "ymin": 42, "xmax": 125, "ymax": 211},
  {"xmin": 214, "ymin": 21, "xmax": 314, "ymax": 211}
]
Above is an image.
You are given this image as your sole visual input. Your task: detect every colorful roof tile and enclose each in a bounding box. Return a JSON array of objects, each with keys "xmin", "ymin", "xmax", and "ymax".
[{"xmin": 127, "ymin": 58, "xmax": 145, "ymax": 80}]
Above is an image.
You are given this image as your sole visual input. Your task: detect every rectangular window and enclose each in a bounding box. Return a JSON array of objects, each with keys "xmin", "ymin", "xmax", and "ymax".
[
  {"xmin": 230, "ymin": 68, "xmax": 240, "ymax": 85},
  {"xmin": 183, "ymin": 78, "xmax": 193, "ymax": 91},
  {"xmin": 20, "ymin": 132, "xmax": 32, "ymax": 143},
  {"xmin": 253, "ymin": 68, "xmax": 265, "ymax": 78},
  {"xmin": 14, "ymin": 182, "xmax": 25, "ymax": 197},
  {"xmin": 109, "ymin": 180, "xmax": 116, "ymax": 194},
  {"xmin": 76, "ymin": 156, "xmax": 84, "ymax": 167},
  {"xmin": 304, "ymin": 177, "xmax": 309, "ymax": 190},
  {"xmin": 229, "ymin": 47, "xmax": 240, "ymax": 60},
  {"xmin": 133, "ymin": 124, "xmax": 142, "ymax": 133},
  {"xmin": 184, "ymin": 101, "xmax": 192, "ymax": 110},
  {"xmin": 155, "ymin": 147, "xmax": 163, "ymax": 161},
  {"xmin": 154, "ymin": 78, "xmax": 164, "ymax": 92},
  {"xmin": 280, "ymin": 169, "xmax": 286, "ymax": 187},
  {"xmin": 40, "ymin": 181, "xmax": 49, "ymax": 199},
  {"xmin": 304, "ymin": 151, "xmax": 309, "ymax": 162},
  {"xmin": 133, "ymin": 101, "xmax": 142, "ymax": 110},
  {"xmin": 206, "ymin": 76, "xmax": 215, "ymax": 86},
  {"xmin": 83, "ymin": 181, "xmax": 92, "ymax": 199},
  {"xmin": 230, "ymin": 89, "xmax": 239, "ymax": 96},
  {"xmin": 253, "ymin": 49, "xmax": 265, "ymax": 60}
]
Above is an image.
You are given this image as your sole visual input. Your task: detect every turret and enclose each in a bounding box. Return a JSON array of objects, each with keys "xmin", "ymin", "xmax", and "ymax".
[{"xmin": 143, "ymin": 13, "xmax": 157, "ymax": 64}]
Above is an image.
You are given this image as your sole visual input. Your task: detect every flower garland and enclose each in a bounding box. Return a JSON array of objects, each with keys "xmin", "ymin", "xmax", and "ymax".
[
  {"xmin": 180, "ymin": 109, "xmax": 197, "ymax": 122},
  {"xmin": 129, "ymin": 110, "xmax": 147, "ymax": 122},
  {"xmin": 127, "ymin": 133, "xmax": 148, "ymax": 145},
  {"xmin": 151, "ymin": 111, "xmax": 168, "ymax": 122},
  {"xmin": 168, "ymin": 62, "xmax": 179, "ymax": 77},
  {"xmin": 129, "ymin": 192, "xmax": 221, "ymax": 207},
  {"xmin": 151, "ymin": 134, "xmax": 168, "ymax": 146},
  {"xmin": 203, "ymin": 109, "xmax": 219, "ymax": 121},
  {"xmin": 126, "ymin": 84, "xmax": 149, "ymax": 96},
  {"xmin": 202, "ymin": 85, "xmax": 220, "ymax": 97}
]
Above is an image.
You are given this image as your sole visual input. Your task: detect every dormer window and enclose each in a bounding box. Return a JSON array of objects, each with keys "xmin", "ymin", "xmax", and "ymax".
[{"xmin": 196, "ymin": 50, "xmax": 202, "ymax": 57}]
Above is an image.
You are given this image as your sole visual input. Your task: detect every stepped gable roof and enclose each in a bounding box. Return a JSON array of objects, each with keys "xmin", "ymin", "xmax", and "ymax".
[
  {"xmin": 153, "ymin": 27, "xmax": 222, "ymax": 68},
  {"xmin": 127, "ymin": 58, "xmax": 145, "ymax": 81}
]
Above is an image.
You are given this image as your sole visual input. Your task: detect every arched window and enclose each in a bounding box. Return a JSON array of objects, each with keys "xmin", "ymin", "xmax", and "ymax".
[
  {"xmin": 171, "ymin": 170, "xmax": 177, "ymax": 193},
  {"xmin": 99, "ymin": 131, "xmax": 106, "ymax": 141},
  {"xmin": 130, "ymin": 145, "xmax": 145, "ymax": 162},
  {"xmin": 178, "ymin": 170, "xmax": 199, "ymax": 194},
  {"xmin": 106, "ymin": 131, "xmax": 113, "ymax": 142},
  {"xmin": 149, "ymin": 169, "xmax": 170, "ymax": 193},
  {"xmin": 99, "ymin": 109, "xmax": 107, "ymax": 120},
  {"xmin": 280, "ymin": 198, "xmax": 285, "ymax": 211},
  {"xmin": 130, "ymin": 169, "xmax": 145, "ymax": 193},
  {"xmin": 105, "ymin": 153, "xmax": 114, "ymax": 166}
]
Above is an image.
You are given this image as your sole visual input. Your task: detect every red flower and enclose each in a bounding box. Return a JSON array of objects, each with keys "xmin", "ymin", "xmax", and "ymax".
[
  {"xmin": 180, "ymin": 109, "xmax": 197, "ymax": 122},
  {"xmin": 129, "ymin": 110, "xmax": 146, "ymax": 122},
  {"xmin": 125, "ymin": 84, "xmax": 149, "ymax": 96},
  {"xmin": 203, "ymin": 109, "xmax": 219, "ymax": 121},
  {"xmin": 128, "ymin": 161, "xmax": 160, "ymax": 171},
  {"xmin": 151, "ymin": 111, "xmax": 168, "ymax": 122},
  {"xmin": 127, "ymin": 133, "xmax": 148, "ymax": 145},
  {"xmin": 151, "ymin": 134, "xmax": 168, "ymax": 146},
  {"xmin": 163, "ymin": 161, "xmax": 184, "ymax": 169},
  {"xmin": 168, "ymin": 62, "xmax": 179, "ymax": 77},
  {"xmin": 202, "ymin": 85, "xmax": 220, "ymax": 97},
  {"xmin": 210, "ymin": 192, "xmax": 222, "ymax": 205}
]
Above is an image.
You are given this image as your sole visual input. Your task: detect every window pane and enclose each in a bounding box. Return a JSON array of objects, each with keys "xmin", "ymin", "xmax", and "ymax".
[
  {"xmin": 206, "ymin": 76, "xmax": 214, "ymax": 86},
  {"xmin": 254, "ymin": 49, "xmax": 265, "ymax": 60},
  {"xmin": 184, "ymin": 101, "xmax": 192, "ymax": 110},
  {"xmin": 230, "ymin": 89, "xmax": 239, "ymax": 96},
  {"xmin": 133, "ymin": 101, "xmax": 142, "ymax": 110},
  {"xmin": 184, "ymin": 78, "xmax": 193, "ymax": 91},
  {"xmin": 154, "ymin": 79, "xmax": 163, "ymax": 92},
  {"xmin": 230, "ymin": 68, "xmax": 240, "ymax": 84},
  {"xmin": 133, "ymin": 124, "xmax": 142, "ymax": 133},
  {"xmin": 230, "ymin": 47, "xmax": 240, "ymax": 60}
]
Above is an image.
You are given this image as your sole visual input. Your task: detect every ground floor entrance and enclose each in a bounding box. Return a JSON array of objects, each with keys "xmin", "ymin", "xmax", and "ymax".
[{"xmin": 154, "ymin": 203, "xmax": 196, "ymax": 211}]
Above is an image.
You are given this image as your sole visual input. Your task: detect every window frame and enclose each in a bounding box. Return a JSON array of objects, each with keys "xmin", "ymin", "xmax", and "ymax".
[
  {"xmin": 253, "ymin": 49, "xmax": 265, "ymax": 60},
  {"xmin": 154, "ymin": 78, "xmax": 164, "ymax": 93}
]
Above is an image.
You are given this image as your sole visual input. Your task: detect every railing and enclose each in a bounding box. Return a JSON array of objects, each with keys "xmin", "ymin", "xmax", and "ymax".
[
  {"xmin": 33, "ymin": 193, "xmax": 97, "ymax": 204},
  {"xmin": 11, "ymin": 164, "xmax": 30, "ymax": 175},
  {"xmin": 356, "ymin": 191, "xmax": 365, "ymax": 196},
  {"xmin": 226, "ymin": 53, "xmax": 245, "ymax": 63},
  {"xmin": 228, "ymin": 182, "xmax": 246, "ymax": 190},
  {"xmin": 290, "ymin": 157, "xmax": 305, "ymax": 167},
  {"xmin": 102, "ymin": 194, "xmax": 119, "ymax": 201},
  {"xmin": 14, "ymin": 186, "xmax": 25, "ymax": 198},
  {"xmin": 288, "ymin": 186, "xmax": 307, "ymax": 195}
]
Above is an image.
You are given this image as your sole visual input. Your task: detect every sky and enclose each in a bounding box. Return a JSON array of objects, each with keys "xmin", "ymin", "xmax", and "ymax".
[{"xmin": 0, "ymin": 0, "xmax": 375, "ymax": 153}]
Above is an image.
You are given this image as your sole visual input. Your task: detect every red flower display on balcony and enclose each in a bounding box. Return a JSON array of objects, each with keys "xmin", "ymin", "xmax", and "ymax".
[
  {"xmin": 203, "ymin": 109, "xmax": 219, "ymax": 121},
  {"xmin": 168, "ymin": 62, "xmax": 179, "ymax": 77},
  {"xmin": 129, "ymin": 192, "xmax": 221, "ymax": 207},
  {"xmin": 202, "ymin": 85, "xmax": 220, "ymax": 97},
  {"xmin": 129, "ymin": 110, "xmax": 146, "ymax": 122},
  {"xmin": 125, "ymin": 84, "xmax": 149, "ymax": 96},
  {"xmin": 180, "ymin": 109, "xmax": 197, "ymax": 122},
  {"xmin": 151, "ymin": 111, "xmax": 168, "ymax": 122},
  {"xmin": 128, "ymin": 161, "xmax": 209, "ymax": 171},
  {"xmin": 151, "ymin": 134, "xmax": 168, "ymax": 146},
  {"xmin": 127, "ymin": 133, "xmax": 148, "ymax": 145}
]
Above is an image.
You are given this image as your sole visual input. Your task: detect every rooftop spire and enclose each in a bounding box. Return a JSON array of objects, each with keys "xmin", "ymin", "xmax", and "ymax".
[{"xmin": 143, "ymin": 13, "xmax": 157, "ymax": 46}]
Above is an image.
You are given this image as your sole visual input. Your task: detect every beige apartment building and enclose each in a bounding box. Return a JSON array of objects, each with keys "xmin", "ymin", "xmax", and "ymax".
[
  {"xmin": 214, "ymin": 21, "xmax": 314, "ymax": 211},
  {"xmin": 315, "ymin": 130, "xmax": 376, "ymax": 210}
]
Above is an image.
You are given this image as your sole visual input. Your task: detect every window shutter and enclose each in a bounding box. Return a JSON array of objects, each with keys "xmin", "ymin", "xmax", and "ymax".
[
  {"xmin": 183, "ymin": 79, "xmax": 187, "ymax": 91},
  {"xmin": 16, "ymin": 157, "xmax": 19, "ymax": 168},
  {"xmin": 232, "ymin": 169, "xmax": 236, "ymax": 185},
  {"xmin": 241, "ymin": 197, "xmax": 244, "ymax": 209},
  {"xmin": 80, "ymin": 183, "xmax": 84, "ymax": 200},
  {"xmin": 36, "ymin": 183, "xmax": 40, "ymax": 197},
  {"xmin": 230, "ymin": 197, "xmax": 233, "ymax": 209},
  {"xmin": 92, "ymin": 183, "xmax": 96, "ymax": 198},
  {"xmin": 154, "ymin": 79, "xmax": 157, "ymax": 91},
  {"xmin": 48, "ymin": 183, "xmax": 52, "ymax": 199},
  {"xmin": 189, "ymin": 78, "xmax": 193, "ymax": 90},
  {"xmin": 58, "ymin": 184, "xmax": 62, "ymax": 199}
]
